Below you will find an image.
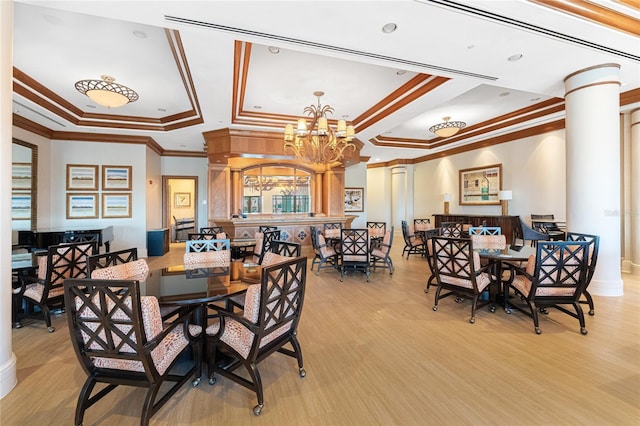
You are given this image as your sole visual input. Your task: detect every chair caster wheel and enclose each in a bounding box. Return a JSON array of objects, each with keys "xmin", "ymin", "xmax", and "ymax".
[
  {"xmin": 253, "ymin": 404, "xmax": 263, "ymax": 416},
  {"xmin": 588, "ymin": 310, "xmax": 595, "ymax": 316},
  {"xmin": 580, "ymin": 328, "xmax": 588, "ymax": 335},
  {"xmin": 47, "ymin": 326, "xmax": 55, "ymax": 333},
  {"xmin": 469, "ymin": 317, "xmax": 475, "ymax": 324},
  {"xmin": 490, "ymin": 306, "xmax": 496, "ymax": 313},
  {"xmin": 432, "ymin": 306, "xmax": 438, "ymax": 311},
  {"xmin": 209, "ymin": 377, "xmax": 216, "ymax": 385},
  {"xmin": 505, "ymin": 308, "xmax": 512, "ymax": 314},
  {"xmin": 535, "ymin": 327, "xmax": 542, "ymax": 334},
  {"xmin": 192, "ymin": 377, "xmax": 200, "ymax": 387},
  {"xmin": 299, "ymin": 368, "xmax": 306, "ymax": 378}
]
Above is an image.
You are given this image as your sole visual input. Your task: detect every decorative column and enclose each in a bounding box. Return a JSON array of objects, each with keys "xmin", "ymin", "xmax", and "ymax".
[
  {"xmin": 631, "ymin": 109, "xmax": 640, "ymax": 275},
  {"xmin": 207, "ymin": 164, "xmax": 231, "ymax": 221},
  {"xmin": 323, "ymin": 168, "xmax": 345, "ymax": 217},
  {"xmin": 0, "ymin": 0, "xmax": 17, "ymax": 398},
  {"xmin": 564, "ymin": 64, "xmax": 623, "ymax": 295}
]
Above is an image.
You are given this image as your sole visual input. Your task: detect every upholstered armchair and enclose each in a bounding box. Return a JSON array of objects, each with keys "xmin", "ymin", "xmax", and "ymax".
[
  {"xmin": 401, "ymin": 220, "xmax": 425, "ymax": 258},
  {"xmin": 322, "ymin": 222, "xmax": 342, "ymax": 241},
  {"xmin": 251, "ymin": 230, "xmax": 281, "ymax": 264},
  {"xmin": 19, "ymin": 241, "xmax": 97, "ymax": 332},
  {"xmin": 90, "ymin": 258, "xmax": 150, "ymax": 281},
  {"xmin": 506, "ymin": 240, "xmax": 590, "ymax": 334},
  {"xmin": 87, "ymin": 247, "xmax": 138, "ymax": 276},
  {"xmin": 270, "ymin": 240, "xmax": 302, "ymax": 257},
  {"xmin": 205, "ymin": 256, "xmax": 307, "ymax": 415},
  {"xmin": 309, "ymin": 226, "xmax": 338, "ymax": 275},
  {"xmin": 371, "ymin": 226, "xmax": 394, "ymax": 274},
  {"xmin": 64, "ymin": 279, "xmax": 202, "ymax": 426},
  {"xmin": 431, "ymin": 237, "xmax": 495, "ymax": 323},
  {"xmin": 468, "ymin": 226, "xmax": 501, "ymax": 236},
  {"xmin": 566, "ymin": 232, "xmax": 600, "ymax": 316},
  {"xmin": 366, "ymin": 221, "xmax": 386, "ymax": 239},
  {"xmin": 441, "ymin": 221, "xmax": 464, "ymax": 238}
]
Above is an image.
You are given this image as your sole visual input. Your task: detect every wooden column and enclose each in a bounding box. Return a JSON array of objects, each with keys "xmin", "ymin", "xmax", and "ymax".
[
  {"xmin": 323, "ymin": 168, "xmax": 345, "ymax": 217},
  {"xmin": 230, "ymin": 169, "xmax": 241, "ymax": 215}
]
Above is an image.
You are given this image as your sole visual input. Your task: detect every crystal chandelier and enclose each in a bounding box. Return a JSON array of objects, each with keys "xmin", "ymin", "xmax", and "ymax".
[{"xmin": 284, "ymin": 91, "xmax": 356, "ymax": 165}]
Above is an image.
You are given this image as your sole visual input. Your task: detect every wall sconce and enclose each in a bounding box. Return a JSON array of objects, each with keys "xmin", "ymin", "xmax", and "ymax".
[
  {"xmin": 499, "ymin": 190, "xmax": 513, "ymax": 216},
  {"xmin": 443, "ymin": 193, "xmax": 452, "ymax": 214}
]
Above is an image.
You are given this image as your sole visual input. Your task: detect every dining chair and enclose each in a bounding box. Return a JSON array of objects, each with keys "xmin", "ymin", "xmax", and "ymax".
[
  {"xmin": 468, "ymin": 226, "xmax": 501, "ymax": 235},
  {"xmin": 366, "ymin": 221, "xmax": 386, "ymax": 239},
  {"xmin": 258, "ymin": 225, "xmax": 278, "ymax": 233},
  {"xmin": 18, "ymin": 241, "xmax": 97, "ymax": 332},
  {"xmin": 185, "ymin": 238, "xmax": 230, "ymax": 253},
  {"xmin": 440, "ymin": 221, "xmax": 464, "ymax": 238},
  {"xmin": 90, "ymin": 258, "xmax": 150, "ymax": 282},
  {"xmin": 401, "ymin": 220, "xmax": 425, "ymax": 259},
  {"xmin": 323, "ymin": 222, "xmax": 342, "ymax": 241},
  {"xmin": 309, "ymin": 226, "xmax": 339, "ymax": 275},
  {"xmin": 205, "ymin": 256, "xmax": 307, "ymax": 416},
  {"xmin": 413, "ymin": 218, "xmax": 431, "ymax": 232},
  {"xmin": 62, "ymin": 231, "xmax": 101, "ymax": 247},
  {"xmin": 64, "ymin": 279, "xmax": 202, "ymax": 426},
  {"xmin": 270, "ymin": 240, "xmax": 302, "ymax": 257},
  {"xmin": 340, "ymin": 228, "xmax": 370, "ymax": 282},
  {"xmin": 506, "ymin": 240, "xmax": 590, "ymax": 334},
  {"xmin": 430, "ymin": 236, "xmax": 495, "ymax": 323},
  {"xmin": 370, "ymin": 226, "xmax": 394, "ymax": 274},
  {"xmin": 251, "ymin": 230, "xmax": 281, "ymax": 264},
  {"xmin": 87, "ymin": 247, "xmax": 138, "ymax": 276},
  {"xmin": 511, "ymin": 216, "xmax": 550, "ymax": 246},
  {"xmin": 200, "ymin": 226, "xmax": 224, "ymax": 235},
  {"xmin": 566, "ymin": 232, "xmax": 600, "ymax": 316},
  {"xmin": 183, "ymin": 249, "xmax": 231, "ymax": 269}
]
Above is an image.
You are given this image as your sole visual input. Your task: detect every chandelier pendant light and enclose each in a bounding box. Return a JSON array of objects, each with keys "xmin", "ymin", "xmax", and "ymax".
[
  {"xmin": 75, "ymin": 75, "xmax": 139, "ymax": 108},
  {"xmin": 429, "ymin": 116, "xmax": 466, "ymax": 138},
  {"xmin": 284, "ymin": 91, "xmax": 356, "ymax": 166}
]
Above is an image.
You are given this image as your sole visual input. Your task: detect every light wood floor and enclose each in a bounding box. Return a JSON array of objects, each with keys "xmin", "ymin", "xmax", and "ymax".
[{"xmin": 2, "ymin": 239, "xmax": 639, "ymax": 425}]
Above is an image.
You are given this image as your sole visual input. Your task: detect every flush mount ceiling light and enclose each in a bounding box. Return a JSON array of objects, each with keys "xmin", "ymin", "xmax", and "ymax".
[
  {"xmin": 429, "ymin": 116, "xmax": 466, "ymax": 138},
  {"xmin": 75, "ymin": 75, "xmax": 139, "ymax": 108}
]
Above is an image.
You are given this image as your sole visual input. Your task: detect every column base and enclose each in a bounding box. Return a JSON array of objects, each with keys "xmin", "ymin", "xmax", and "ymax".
[
  {"xmin": 589, "ymin": 278, "xmax": 624, "ymax": 297},
  {"xmin": 0, "ymin": 352, "xmax": 17, "ymax": 399}
]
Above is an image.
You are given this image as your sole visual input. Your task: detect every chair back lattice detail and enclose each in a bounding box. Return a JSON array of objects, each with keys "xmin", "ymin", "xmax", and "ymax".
[
  {"xmin": 441, "ymin": 222, "xmax": 463, "ymax": 238},
  {"xmin": 270, "ymin": 240, "xmax": 302, "ymax": 257},
  {"xmin": 414, "ymin": 218, "xmax": 431, "ymax": 232},
  {"xmin": 566, "ymin": 232, "xmax": 599, "ymax": 316},
  {"xmin": 186, "ymin": 238, "xmax": 230, "ymax": 253},
  {"xmin": 366, "ymin": 221, "xmax": 386, "ymax": 238},
  {"xmin": 87, "ymin": 248, "xmax": 138, "ymax": 276},
  {"xmin": 62, "ymin": 231, "xmax": 101, "ymax": 245},
  {"xmin": 340, "ymin": 228, "xmax": 370, "ymax": 282},
  {"xmin": 258, "ymin": 225, "xmax": 278, "ymax": 233},
  {"xmin": 508, "ymin": 240, "xmax": 590, "ymax": 334},
  {"xmin": 63, "ymin": 279, "xmax": 201, "ymax": 425},
  {"xmin": 323, "ymin": 222, "xmax": 342, "ymax": 239},
  {"xmin": 468, "ymin": 226, "xmax": 501, "ymax": 235},
  {"xmin": 200, "ymin": 226, "xmax": 224, "ymax": 235}
]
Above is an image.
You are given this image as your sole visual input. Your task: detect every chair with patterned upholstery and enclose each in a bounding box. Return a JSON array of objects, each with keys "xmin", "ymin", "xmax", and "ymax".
[
  {"xmin": 322, "ymin": 222, "xmax": 342, "ymax": 246},
  {"xmin": 205, "ymin": 256, "xmax": 307, "ymax": 416},
  {"xmin": 17, "ymin": 241, "xmax": 97, "ymax": 332},
  {"xmin": 431, "ymin": 237, "xmax": 495, "ymax": 323},
  {"xmin": 340, "ymin": 228, "xmax": 370, "ymax": 282},
  {"xmin": 370, "ymin": 226, "xmax": 394, "ymax": 274},
  {"xmin": 413, "ymin": 218, "xmax": 431, "ymax": 233},
  {"xmin": 251, "ymin": 230, "xmax": 281, "ymax": 264},
  {"xmin": 506, "ymin": 240, "xmax": 590, "ymax": 334},
  {"xmin": 270, "ymin": 240, "xmax": 302, "ymax": 257},
  {"xmin": 441, "ymin": 221, "xmax": 464, "ymax": 238},
  {"xmin": 366, "ymin": 221, "xmax": 386, "ymax": 239},
  {"xmin": 87, "ymin": 247, "xmax": 138, "ymax": 277},
  {"xmin": 566, "ymin": 232, "xmax": 600, "ymax": 316},
  {"xmin": 64, "ymin": 279, "xmax": 202, "ymax": 426},
  {"xmin": 401, "ymin": 220, "xmax": 425, "ymax": 259},
  {"xmin": 184, "ymin": 249, "xmax": 231, "ymax": 269},
  {"xmin": 309, "ymin": 226, "xmax": 338, "ymax": 275},
  {"xmin": 186, "ymin": 238, "xmax": 230, "ymax": 253},
  {"xmin": 91, "ymin": 258, "xmax": 150, "ymax": 282},
  {"xmin": 200, "ymin": 226, "xmax": 224, "ymax": 235}
]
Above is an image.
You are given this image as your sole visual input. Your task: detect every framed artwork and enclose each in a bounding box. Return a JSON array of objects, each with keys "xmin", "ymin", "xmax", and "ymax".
[
  {"xmin": 459, "ymin": 163, "xmax": 502, "ymax": 205},
  {"xmin": 344, "ymin": 187, "xmax": 364, "ymax": 212},
  {"xmin": 174, "ymin": 192, "xmax": 191, "ymax": 207},
  {"xmin": 11, "ymin": 193, "xmax": 31, "ymax": 220},
  {"xmin": 102, "ymin": 165, "xmax": 132, "ymax": 190},
  {"xmin": 66, "ymin": 193, "xmax": 99, "ymax": 219},
  {"xmin": 66, "ymin": 164, "xmax": 98, "ymax": 190},
  {"xmin": 12, "ymin": 163, "xmax": 32, "ymax": 189},
  {"xmin": 102, "ymin": 193, "xmax": 132, "ymax": 218}
]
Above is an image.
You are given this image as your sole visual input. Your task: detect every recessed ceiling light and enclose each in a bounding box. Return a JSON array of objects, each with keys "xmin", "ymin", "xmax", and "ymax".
[
  {"xmin": 396, "ymin": 70, "xmax": 407, "ymax": 75},
  {"xmin": 158, "ymin": 108, "xmax": 166, "ymax": 112},
  {"xmin": 499, "ymin": 92, "xmax": 511, "ymax": 97},
  {"xmin": 530, "ymin": 97, "xmax": 541, "ymax": 101},
  {"xmin": 342, "ymin": 114, "xmax": 350, "ymax": 118},
  {"xmin": 43, "ymin": 14, "xmax": 64, "ymax": 26},
  {"xmin": 467, "ymin": 45, "xmax": 475, "ymax": 49},
  {"xmin": 268, "ymin": 46, "xmax": 280, "ymax": 54},
  {"xmin": 133, "ymin": 30, "xmax": 147, "ymax": 38},
  {"xmin": 86, "ymin": 104, "xmax": 96, "ymax": 109},
  {"xmin": 381, "ymin": 23, "xmax": 397, "ymax": 33},
  {"xmin": 507, "ymin": 53, "xmax": 523, "ymax": 62},
  {"xmin": 254, "ymin": 105, "xmax": 262, "ymax": 109},
  {"xmin": 180, "ymin": 144, "xmax": 187, "ymax": 148}
]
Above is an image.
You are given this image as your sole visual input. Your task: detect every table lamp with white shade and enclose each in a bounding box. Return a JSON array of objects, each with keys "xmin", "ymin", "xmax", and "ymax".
[{"xmin": 499, "ymin": 190, "xmax": 512, "ymax": 216}]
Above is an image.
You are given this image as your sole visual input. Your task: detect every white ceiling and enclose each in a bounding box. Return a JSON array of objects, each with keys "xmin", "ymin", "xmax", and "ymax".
[{"xmin": 11, "ymin": 0, "xmax": 640, "ymax": 164}]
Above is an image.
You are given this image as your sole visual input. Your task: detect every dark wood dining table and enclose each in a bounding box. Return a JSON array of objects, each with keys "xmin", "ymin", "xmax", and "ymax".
[{"xmin": 476, "ymin": 244, "xmax": 537, "ymax": 311}]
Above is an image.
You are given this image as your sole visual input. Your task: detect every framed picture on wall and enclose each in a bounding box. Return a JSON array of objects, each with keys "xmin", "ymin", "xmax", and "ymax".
[
  {"xmin": 67, "ymin": 193, "xmax": 99, "ymax": 219},
  {"xmin": 102, "ymin": 165, "xmax": 132, "ymax": 190},
  {"xmin": 66, "ymin": 164, "xmax": 98, "ymax": 190},
  {"xmin": 174, "ymin": 192, "xmax": 191, "ymax": 207},
  {"xmin": 12, "ymin": 163, "xmax": 32, "ymax": 190},
  {"xmin": 459, "ymin": 163, "xmax": 502, "ymax": 205},
  {"xmin": 102, "ymin": 193, "xmax": 132, "ymax": 218},
  {"xmin": 11, "ymin": 193, "xmax": 31, "ymax": 220},
  {"xmin": 344, "ymin": 187, "xmax": 364, "ymax": 212}
]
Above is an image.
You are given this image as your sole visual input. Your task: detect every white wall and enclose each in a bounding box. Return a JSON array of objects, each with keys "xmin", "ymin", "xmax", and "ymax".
[
  {"xmin": 50, "ymin": 140, "xmax": 147, "ymax": 254},
  {"xmin": 146, "ymin": 147, "xmax": 162, "ymax": 230}
]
